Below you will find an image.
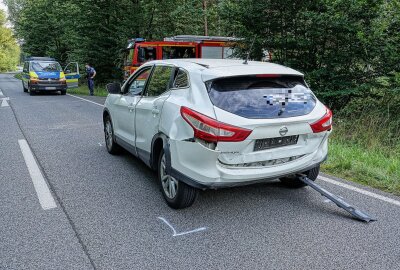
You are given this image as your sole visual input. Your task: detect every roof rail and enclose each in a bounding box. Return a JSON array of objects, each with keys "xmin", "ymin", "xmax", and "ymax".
[
  {"xmin": 164, "ymin": 35, "xmax": 242, "ymax": 42},
  {"xmin": 26, "ymin": 57, "xmax": 56, "ymax": 61}
]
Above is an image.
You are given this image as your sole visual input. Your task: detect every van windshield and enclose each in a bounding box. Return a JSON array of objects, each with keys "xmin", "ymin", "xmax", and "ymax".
[
  {"xmin": 208, "ymin": 76, "xmax": 316, "ymax": 119},
  {"xmin": 31, "ymin": 61, "xmax": 62, "ymax": 72}
]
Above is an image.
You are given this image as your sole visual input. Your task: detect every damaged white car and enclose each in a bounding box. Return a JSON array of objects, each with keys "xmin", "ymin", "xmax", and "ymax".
[{"xmin": 103, "ymin": 59, "xmax": 332, "ymax": 209}]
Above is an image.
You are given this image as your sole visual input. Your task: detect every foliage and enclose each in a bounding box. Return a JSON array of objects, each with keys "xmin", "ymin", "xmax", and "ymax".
[
  {"xmin": 7, "ymin": 0, "xmax": 222, "ymax": 81},
  {"xmin": 5, "ymin": 0, "xmax": 400, "ymax": 107},
  {"xmin": 322, "ymin": 120, "xmax": 400, "ymax": 194},
  {"xmin": 220, "ymin": 0, "xmax": 400, "ymax": 109},
  {"xmin": 0, "ymin": 10, "xmax": 20, "ymax": 72}
]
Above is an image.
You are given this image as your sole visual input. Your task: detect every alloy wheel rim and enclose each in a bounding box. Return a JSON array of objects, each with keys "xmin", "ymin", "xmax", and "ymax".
[
  {"xmin": 105, "ymin": 121, "xmax": 113, "ymax": 149},
  {"xmin": 160, "ymin": 154, "xmax": 178, "ymax": 199}
]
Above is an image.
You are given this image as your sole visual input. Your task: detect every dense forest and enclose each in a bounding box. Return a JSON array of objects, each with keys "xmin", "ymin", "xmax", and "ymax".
[{"xmin": 3, "ymin": 0, "xmax": 399, "ymax": 115}]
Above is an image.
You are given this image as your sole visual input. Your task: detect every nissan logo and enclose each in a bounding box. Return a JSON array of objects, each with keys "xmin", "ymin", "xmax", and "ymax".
[{"xmin": 279, "ymin": 126, "xmax": 288, "ymax": 136}]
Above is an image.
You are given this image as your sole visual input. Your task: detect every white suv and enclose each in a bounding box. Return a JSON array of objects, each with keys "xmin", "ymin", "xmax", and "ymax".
[{"xmin": 103, "ymin": 59, "xmax": 332, "ymax": 209}]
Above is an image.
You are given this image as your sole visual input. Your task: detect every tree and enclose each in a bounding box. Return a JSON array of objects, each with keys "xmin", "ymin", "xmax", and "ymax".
[{"xmin": 0, "ymin": 10, "xmax": 20, "ymax": 72}]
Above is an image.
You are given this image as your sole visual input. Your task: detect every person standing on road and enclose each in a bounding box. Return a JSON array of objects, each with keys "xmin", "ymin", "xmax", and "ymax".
[{"xmin": 85, "ymin": 63, "xmax": 96, "ymax": 96}]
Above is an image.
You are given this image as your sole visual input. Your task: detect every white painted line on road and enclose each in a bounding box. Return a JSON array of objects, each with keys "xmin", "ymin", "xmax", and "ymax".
[
  {"xmin": 18, "ymin": 139, "xmax": 57, "ymax": 210},
  {"xmin": 158, "ymin": 217, "xmax": 207, "ymax": 237},
  {"xmin": 1, "ymin": 97, "xmax": 10, "ymax": 107},
  {"xmin": 0, "ymin": 89, "xmax": 3, "ymax": 96},
  {"xmin": 319, "ymin": 175, "xmax": 400, "ymax": 207},
  {"xmin": 67, "ymin": 94, "xmax": 104, "ymax": 107}
]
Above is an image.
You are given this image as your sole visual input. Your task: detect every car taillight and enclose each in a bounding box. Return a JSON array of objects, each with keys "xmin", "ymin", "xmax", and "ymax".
[
  {"xmin": 180, "ymin": 106, "xmax": 252, "ymax": 143},
  {"xmin": 310, "ymin": 107, "xmax": 333, "ymax": 133}
]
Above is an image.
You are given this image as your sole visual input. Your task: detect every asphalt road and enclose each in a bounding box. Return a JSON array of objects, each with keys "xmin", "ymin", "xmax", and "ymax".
[{"xmin": 1, "ymin": 73, "xmax": 400, "ymax": 270}]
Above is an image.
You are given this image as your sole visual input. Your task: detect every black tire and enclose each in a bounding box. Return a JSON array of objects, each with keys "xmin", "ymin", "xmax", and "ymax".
[
  {"xmin": 29, "ymin": 87, "xmax": 36, "ymax": 96},
  {"xmin": 104, "ymin": 115, "xmax": 121, "ymax": 154},
  {"xmin": 22, "ymin": 82, "xmax": 28, "ymax": 92},
  {"xmin": 280, "ymin": 165, "xmax": 320, "ymax": 188},
  {"xmin": 61, "ymin": 90, "xmax": 66, "ymax": 95},
  {"xmin": 158, "ymin": 149, "xmax": 198, "ymax": 209}
]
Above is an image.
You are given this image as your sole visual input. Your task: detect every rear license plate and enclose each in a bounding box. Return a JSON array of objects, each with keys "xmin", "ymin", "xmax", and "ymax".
[
  {"xmin": 45, "ymin": 87, "xmax": 56, "ymax": 90},
  {"xmin": 254, "ymin": 135, "xmax": 299, "ymax": 151}
]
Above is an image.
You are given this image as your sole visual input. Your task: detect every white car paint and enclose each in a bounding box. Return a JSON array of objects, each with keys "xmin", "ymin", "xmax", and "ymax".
[{"xmin": 104, "ymin": 59, "xmax": 332, "ymax": 189}]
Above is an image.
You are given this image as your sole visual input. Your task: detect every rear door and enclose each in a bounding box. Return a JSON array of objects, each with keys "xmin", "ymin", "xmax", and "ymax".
[
  {"xmin": 207, "ymin": 75, "xmax": 326, "ymax": 165},
  {"xmin": 64, "ymin": 62, "xmax": 80, "ymax": 88},
  {"xmin": 135, "ymin": 65, "xmax": 174, "ymax": 162}
]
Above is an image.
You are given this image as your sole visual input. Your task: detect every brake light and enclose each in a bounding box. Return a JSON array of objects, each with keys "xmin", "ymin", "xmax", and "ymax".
[
  {"xmin": 310, "ymin": 107, "xmax": 333, "ymax": 133},
  {"xmin": 180, "ymin": 106, "xmax": 252, "ymax": 142}
]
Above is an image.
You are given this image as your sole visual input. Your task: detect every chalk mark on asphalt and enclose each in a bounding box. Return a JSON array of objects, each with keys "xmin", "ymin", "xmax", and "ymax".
[{"xmin": 158, "ymin": 217, "xmax": 207, "ymax": 237}]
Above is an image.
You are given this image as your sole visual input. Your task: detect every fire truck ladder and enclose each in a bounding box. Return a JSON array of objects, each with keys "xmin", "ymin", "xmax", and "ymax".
[{"xmin": 164, "ymin": 35, "xmax": 242, "ymax": 42}]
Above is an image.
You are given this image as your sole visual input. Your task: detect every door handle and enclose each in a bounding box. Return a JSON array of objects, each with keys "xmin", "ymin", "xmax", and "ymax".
[
  {"xmin": 128, "ymin": 103, "xmax": 135, "ymax": 112},
  {"xmin": 152, "ymin": 108, "xmax": 160, "ymax": 115}
]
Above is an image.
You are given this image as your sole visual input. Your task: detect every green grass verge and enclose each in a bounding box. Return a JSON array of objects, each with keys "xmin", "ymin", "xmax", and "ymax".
[
  {"xmin": 14, "ymin": 73, "xmax": 22, "ymax": 80},
  {"xmin": 67, "ymin": 85, "xmax": 108, "ymax": 97},
  {"xmin": 322, "ymin": 123, "xmax": 400, "ymax": 195}
]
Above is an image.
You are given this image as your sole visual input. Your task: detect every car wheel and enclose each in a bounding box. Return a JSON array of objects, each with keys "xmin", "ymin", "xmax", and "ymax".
[
  {"xmin": 104, "ymin": 115, "xmax": 121, "ymax": 154},
  {"xmin": 158, "ymin": 149, "xmax": 198, "ymax": 209},
  {"xmin": 29, "ymin": 86, "xmax": 36, "ymax": 96},
  {"xmin": 61, "ymin": 90, "xmax": 66, "ymax": 95},
  {"xmin": 280, "ymin": 165, "xmax": 320, "ymax": 188},
  {"xmin": 22, "ymin": 82, "xmax": 28, "ymax": 92}
]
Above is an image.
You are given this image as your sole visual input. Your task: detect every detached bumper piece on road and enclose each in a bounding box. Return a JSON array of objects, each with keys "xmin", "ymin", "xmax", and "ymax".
[{"xmin": 298, "ymin": 175, "xmax": 377, "ymax": 222}]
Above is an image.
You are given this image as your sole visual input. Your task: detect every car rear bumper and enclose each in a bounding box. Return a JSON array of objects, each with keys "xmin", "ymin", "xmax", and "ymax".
[{"xmin": 169, "ymin": 134, "xmax": 329, "ymax": 189}]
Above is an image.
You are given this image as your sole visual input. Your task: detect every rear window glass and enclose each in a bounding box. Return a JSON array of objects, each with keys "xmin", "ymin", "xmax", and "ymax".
[{"xmin": 208, "ymin": 76, "xmax": 316, "ymax": 119}]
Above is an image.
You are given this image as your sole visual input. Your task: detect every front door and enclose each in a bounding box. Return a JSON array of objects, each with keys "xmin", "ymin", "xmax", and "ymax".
[
  {"xmin": 22, "ymin": 62, "xmax": 30, "ymax": 88},
  {"xmin": 64, "ymin": 62, "xmax": 80, "ymax": 88},
  {"xmin": 112, "ymin": 67, "xmax": 153, "ymax": 149},
  {"xmin": 135, "ymin": 65, "xmax": 174, "ymax": 162}
]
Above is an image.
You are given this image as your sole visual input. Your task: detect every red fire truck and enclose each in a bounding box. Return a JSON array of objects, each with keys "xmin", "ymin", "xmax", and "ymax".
[{"xmin": 122, "ymin": 35, "xmax": 240, "ymax": 79}]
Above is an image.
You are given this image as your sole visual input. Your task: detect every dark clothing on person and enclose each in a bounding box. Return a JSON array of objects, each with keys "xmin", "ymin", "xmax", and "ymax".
[
  {"xmin": 86, "ymin": 66, "xmax": 96, "ymax": 96},
  {"xmin": 87, "ymin": 78, "xmax": 94, "ymax": 95}
]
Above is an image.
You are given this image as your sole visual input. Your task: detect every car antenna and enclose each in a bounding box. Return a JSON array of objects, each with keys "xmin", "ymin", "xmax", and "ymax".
[{"xmin": 243, "ymin": 37, "xmax": 256, "ymax": 65}]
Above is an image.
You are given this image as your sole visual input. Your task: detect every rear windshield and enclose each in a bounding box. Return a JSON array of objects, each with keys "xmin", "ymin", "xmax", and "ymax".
[
  {"xmin": 208, "ymin": 76, "xmax": 316, "ymax": 119},
  {"xmin": 31, "ymin": 61, "xmax": 62, "ymax": 72}
]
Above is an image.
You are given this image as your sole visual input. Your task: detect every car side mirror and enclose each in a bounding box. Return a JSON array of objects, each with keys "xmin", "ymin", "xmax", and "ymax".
[
  {"xmin": 64, "ymin": 69, "xmax": 71, "ymax": 74},
  {"xmin": 106, "ymin": 82, "xmax": 122, "ymax": 94}
]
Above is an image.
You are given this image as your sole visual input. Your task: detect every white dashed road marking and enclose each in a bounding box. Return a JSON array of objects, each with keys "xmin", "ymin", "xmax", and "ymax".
[
  {"xmin": 18, "ymin": 139, "xmax": 57, "ymax": 210},
  {"xmin": 1, "ymin": 97, "xmax": 10, "ymax": 107},
  {"xmin": 158, "ymin": 217, "xmax": 207, "ymax": 237},
  {"xmin": 319, "ymin": 175, "xmax": 400, "ymax": 207},
  {"xmin": 0, "ymin": 89, "xmax": 3, "ymax": 96},
  {"xmin": 67, "ymin": 94, "xmax": 104, "ymax": 107}
]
